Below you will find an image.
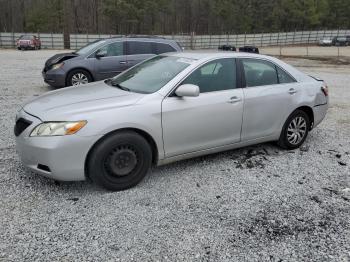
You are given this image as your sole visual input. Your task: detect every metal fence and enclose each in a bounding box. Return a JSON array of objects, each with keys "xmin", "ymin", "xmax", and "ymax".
[{"xmin": 1, "ymin": 29, "xmax": 349, "ymax": 49}]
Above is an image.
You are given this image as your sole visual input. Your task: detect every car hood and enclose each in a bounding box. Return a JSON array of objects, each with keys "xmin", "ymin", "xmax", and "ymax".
[
  {"xmin": 23, "ymin": 81, "xmax": 145, "ymax": 121},
  {"xmin": 44, "ymin": 52, "xmax": 79, "ymax": 69}
]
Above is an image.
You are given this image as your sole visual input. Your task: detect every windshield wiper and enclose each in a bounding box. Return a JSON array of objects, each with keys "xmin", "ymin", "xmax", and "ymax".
[{"xmin": 106, "ymin": 79, "xmax": 131, "ymax": 92}]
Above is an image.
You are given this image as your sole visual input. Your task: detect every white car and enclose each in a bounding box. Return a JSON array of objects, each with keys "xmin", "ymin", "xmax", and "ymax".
[
  {"xmin": 15, "ymin": 52, "xmax": 329, "ymax": 191},
  {"xmin": 319, "ymin": 38, "xmax": 333, "ymax": 46}
]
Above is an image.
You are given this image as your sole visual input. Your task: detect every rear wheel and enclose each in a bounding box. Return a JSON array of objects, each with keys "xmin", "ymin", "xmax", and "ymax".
[
  {"xmin": 67, "ymin": 69, "xmax": 92, "ymax": 87},
  {"xmin": 87, "ymin": 131, "xmax": 152, "ymax": 191},
  {"xmin": 278, "ymin": 110, "xmax": 310, "ymax": 149}
]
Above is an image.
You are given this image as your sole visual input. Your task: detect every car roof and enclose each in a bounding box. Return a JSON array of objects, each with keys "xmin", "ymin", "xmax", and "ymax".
[
  {"xmin": 166, "ymin": 51, "xmax": 269, "ymax": 61},
  {"xmin": 105, "ymin": 37, "xmax": 176, "ymax": 43}
]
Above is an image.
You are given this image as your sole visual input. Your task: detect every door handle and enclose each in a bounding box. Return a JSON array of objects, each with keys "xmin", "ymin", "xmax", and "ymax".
[
  {"xmin": 119, "ymin": 61, "xmax": 127, "ymax": 64},
  {"xmin": 288, "ymin": 88, "xmax": 297, "ymax": 95},
  {"xmin": 228, "ymin": 96, "xmax": 242, "ymax": 103}
]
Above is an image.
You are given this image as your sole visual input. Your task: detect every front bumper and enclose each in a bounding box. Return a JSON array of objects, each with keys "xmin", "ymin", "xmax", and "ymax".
[
  {"xmin": 15, "ymin": 110, "xmax": 102, "ymax": 181},
  {"xmin": 42, "ymin": 68, "xmax": 66, "ymax": 88}
]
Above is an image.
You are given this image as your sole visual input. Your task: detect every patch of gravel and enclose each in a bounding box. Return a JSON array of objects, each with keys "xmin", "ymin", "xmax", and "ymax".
[{"xmin": 0, "ymin": 49, "xmax": 349, "ymax": 261}]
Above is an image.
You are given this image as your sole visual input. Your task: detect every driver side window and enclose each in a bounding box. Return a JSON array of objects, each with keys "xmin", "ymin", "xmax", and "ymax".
[
  {"xmin": 96, "ymin": 42, "xmax": 124, "ymax": 57},
  {"xmin": 182, "ymin": 58, "xmax": 237, "ymax": 93}
]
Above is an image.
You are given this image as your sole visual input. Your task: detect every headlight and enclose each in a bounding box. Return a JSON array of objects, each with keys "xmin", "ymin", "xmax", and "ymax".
[
  {"xmin": 30, "ymin": 121, "xmax": 87, "ymax": 137},
  {"xmin": 51, "ymin": 62, "xmax": 64, "ymax": 70}
]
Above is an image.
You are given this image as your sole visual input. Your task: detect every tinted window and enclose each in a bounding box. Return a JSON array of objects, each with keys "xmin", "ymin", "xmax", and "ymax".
[
  {"xmin": 97, "ymin": 42, "xmax": 124, "ymax": 57},
  {"xmin": 277, "ymin": 67, "xmax": 296, "ymax": 84},
  {"xmin": 127, "ymin": 41, "xmax": 153, "ymax": 55},
  {"xmin": 155, "ymin": 43, "xmax": 176, "ymax": 54},
  {"xmin": 182, "ymin": 58, "xmax": 237, "ymax": 93},
  {"xmin": 242, "ymin": 59, "xmax": 278, "ymax": 87}
]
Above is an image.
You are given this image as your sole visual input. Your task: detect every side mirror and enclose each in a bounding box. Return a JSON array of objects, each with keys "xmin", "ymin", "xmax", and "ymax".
[
  {"xmin": 175, "ymin": 84, "xmax": 200, "ymax": 97},
  {"xmin": 95, "ymin": 50, "xmax": 107, "ymax": 59}
]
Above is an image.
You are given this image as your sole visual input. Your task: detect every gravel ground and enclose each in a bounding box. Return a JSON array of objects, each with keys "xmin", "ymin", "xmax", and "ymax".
[{"xmin": 0, "ymin": 49, "xmax": 349, "ymax": 262}]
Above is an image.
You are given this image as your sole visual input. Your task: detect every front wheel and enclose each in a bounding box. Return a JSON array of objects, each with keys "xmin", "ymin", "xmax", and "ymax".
[
  {"xmin": 278, "ymin": 110, "xmax": 310, "ymax": 149},
  {"xmin": 67, "ymin": 69, "xmax": 92, "ymax": 87},
  {"xmin": 87, "ymin": 132, "xmax": 152, "ymax": 191}
]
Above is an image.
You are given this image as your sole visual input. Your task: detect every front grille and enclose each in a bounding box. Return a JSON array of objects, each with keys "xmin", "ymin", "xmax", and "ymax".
[{"xmin": 14, "ymin": 118, "xmax": 32, "ymax": 137}]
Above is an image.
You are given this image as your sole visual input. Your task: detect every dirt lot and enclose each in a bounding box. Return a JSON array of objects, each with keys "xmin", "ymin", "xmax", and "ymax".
[
  {"xmin": 261, "ymin": 46, "xmax": 350, "ymax": 57},
  {"xmin": 0, "ymin": 49, "xmax": 349, "ymax": 261}
]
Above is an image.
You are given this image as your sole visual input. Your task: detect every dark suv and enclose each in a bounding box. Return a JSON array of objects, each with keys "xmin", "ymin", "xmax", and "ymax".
[
  {"xmin": 42, "ymin": 37, "xmax": 183, "ymax": 88},
  {"xmin": 332, "ymin": 36, "xmax": 348, "ymax": 46}
]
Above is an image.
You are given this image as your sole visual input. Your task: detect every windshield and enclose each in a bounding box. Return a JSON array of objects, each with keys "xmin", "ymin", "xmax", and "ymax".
[
  {"xmin": 75, "ymin": 40, "xmax": 106, "ymax": 55},
  {"xmin": 109, "ymin": 56, "xmax": 194, "ymax": 94}
]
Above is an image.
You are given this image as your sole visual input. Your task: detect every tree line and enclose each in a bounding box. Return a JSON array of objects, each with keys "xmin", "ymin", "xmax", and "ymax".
[{"xmin": 0, "ymin": 0, "xmax": 349, "ymax": 35}]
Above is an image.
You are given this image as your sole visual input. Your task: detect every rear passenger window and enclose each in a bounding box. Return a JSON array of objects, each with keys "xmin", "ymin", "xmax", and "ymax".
[
  {"xmin": 182, "ymin": 58, "xmax": 237, "ymax": 93},
  {"xmin": 242, "ymin": 59, "xmax": 278, "ymax": 87},
  {"xmin": 155, "ymin": 43, "xmax": 176, "ymax": 54},
  {"xmin": 127, "ymin": 41, "xmax": 153, "ymax": 55},
  {"xmin": 277, "ymin": 67, "xmax": 296, "ymax": 84}
]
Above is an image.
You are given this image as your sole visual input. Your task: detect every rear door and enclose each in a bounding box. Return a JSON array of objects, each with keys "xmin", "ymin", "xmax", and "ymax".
[
  {"xmin": 93, "ymin": 41, "xmax": 128, "ymax": 80},
  {"xmin": 126, "ymin": 41, "xmax": 155, "ymax": 68},
  {"xmin": 239, "ymin": 58, "xmax": 299, "ymax": 141}
]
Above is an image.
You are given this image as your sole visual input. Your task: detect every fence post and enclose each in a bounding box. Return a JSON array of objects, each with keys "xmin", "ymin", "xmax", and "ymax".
[
  {"xmin": 51, "ymin": 32, "xmax": 54, "ymax": 49},
  {"xmin": 190, "ymin": 31, "xmax": 194, "ymax": 50},
  {"xmin": 260, "ymin": 32, "xmax": 263, "ymax": 47},
  {"xmin": 244, "ymin": 32, "xmax": 246, "ymax": 45},
  {"xmin": 0, "ymin": 32, "xmax": 2, "ymax": 47},
  {"xmin": 269, "ymin": 32, "xmax": 272, "ymax": 46},
  {"xmin": 12, "ymin": 31, "xmax": 15, "ymax": 48}
]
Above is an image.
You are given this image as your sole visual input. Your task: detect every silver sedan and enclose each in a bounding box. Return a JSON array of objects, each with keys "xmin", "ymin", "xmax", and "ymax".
[{"xmin": 15, "ymin": 52, "xmax": 329, "ymax": 191}]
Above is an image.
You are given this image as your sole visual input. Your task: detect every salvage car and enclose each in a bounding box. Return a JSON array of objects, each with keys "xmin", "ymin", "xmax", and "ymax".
[
  {"xmin": 239, "ymin": 46, "xmax": 259, "ymax": 54},
  {"xmin": 318, "ymin": 37, "xmax": 333, "ymax": 46},
  {"xmin": 16, "ymin": 52, "xmax": 329, "ymax": 191},
  {"xmin": 42, "ymin": 37, "xmax": 182, "ymax": 88},
  {"xmin": 16, "ymin": 35, "xmax": 41, "ymax": 50},
  {"xmin": 332, "ymin": 36, "xmax": 348, "ymax": 46}
]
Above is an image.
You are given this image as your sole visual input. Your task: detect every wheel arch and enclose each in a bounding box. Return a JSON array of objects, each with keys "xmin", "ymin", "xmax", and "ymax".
[
  {"xmin": 65, "ymin": 67, "xmax": 94, "ymax": 86},
  {"xmin": 295, "ymin": 106, "xmax": 314, "ymax": 130},
  {"xmin": 84, "ymin": 128, "xmax": 159, "ymax": 179}
]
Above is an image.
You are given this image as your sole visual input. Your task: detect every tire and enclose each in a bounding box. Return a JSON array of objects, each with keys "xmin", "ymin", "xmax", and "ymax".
[
  {"xmin": 87, "ymin": 131, "xmax": 152, "ymax": 191},
  {"xmin": 278, "ymin": 110, "xmax": 310, "ymax": 149},
  {"xmin": 66, "ymin": 69, "xmax": 92, "ymax": 87}
]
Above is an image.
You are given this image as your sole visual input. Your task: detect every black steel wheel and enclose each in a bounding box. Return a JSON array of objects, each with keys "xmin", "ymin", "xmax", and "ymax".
[{"xmin": 87, "ymin": 131, "xmax": 152, "ymax": 191}]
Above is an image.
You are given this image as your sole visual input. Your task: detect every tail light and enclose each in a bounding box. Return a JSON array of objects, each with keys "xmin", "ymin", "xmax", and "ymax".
[{"xmin": 321, "ymin": 84, "xmax": 329, "ymax": 97}]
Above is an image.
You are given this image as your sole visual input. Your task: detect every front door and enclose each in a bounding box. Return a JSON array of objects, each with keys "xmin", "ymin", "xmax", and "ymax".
[
  {"xmin": 93, "ymin": 41, "xmax": 128, "ymax": 80},
  {"xmin": 162, "ymin": 58, "xmax": 244, "ymax": 157}
]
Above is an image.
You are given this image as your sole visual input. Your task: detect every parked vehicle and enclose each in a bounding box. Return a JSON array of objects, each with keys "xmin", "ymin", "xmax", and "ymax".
[
  {"xmin": 16, "ymin": 52, "xmax": 328, "ymax": 191},
  {"xmin": 42, "ymin": 37, "xmax": 182, "ymax": 88},
  {"xmin": 239, "ymin": 46, "xmax": 259, "ymax": 53},
  {"xmin": 318, "ymin": 37, "xmax": 333, "ymax": 46},
  {"xmin": 16, "ymin": 35, "xmax": 41, "ymax": 50},
  {"xmin": 332, "ymin": 36, "xmax": 348, "ymax": 46},
  {"xmin": 218, "ymin": 45, "xmax": 236, "ymax": 51}
]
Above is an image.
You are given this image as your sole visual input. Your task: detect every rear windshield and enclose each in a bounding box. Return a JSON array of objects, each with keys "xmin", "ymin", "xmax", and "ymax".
[{"xmin": 109, "ymin": 56, "xmax": 194, "ymax": 94}]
